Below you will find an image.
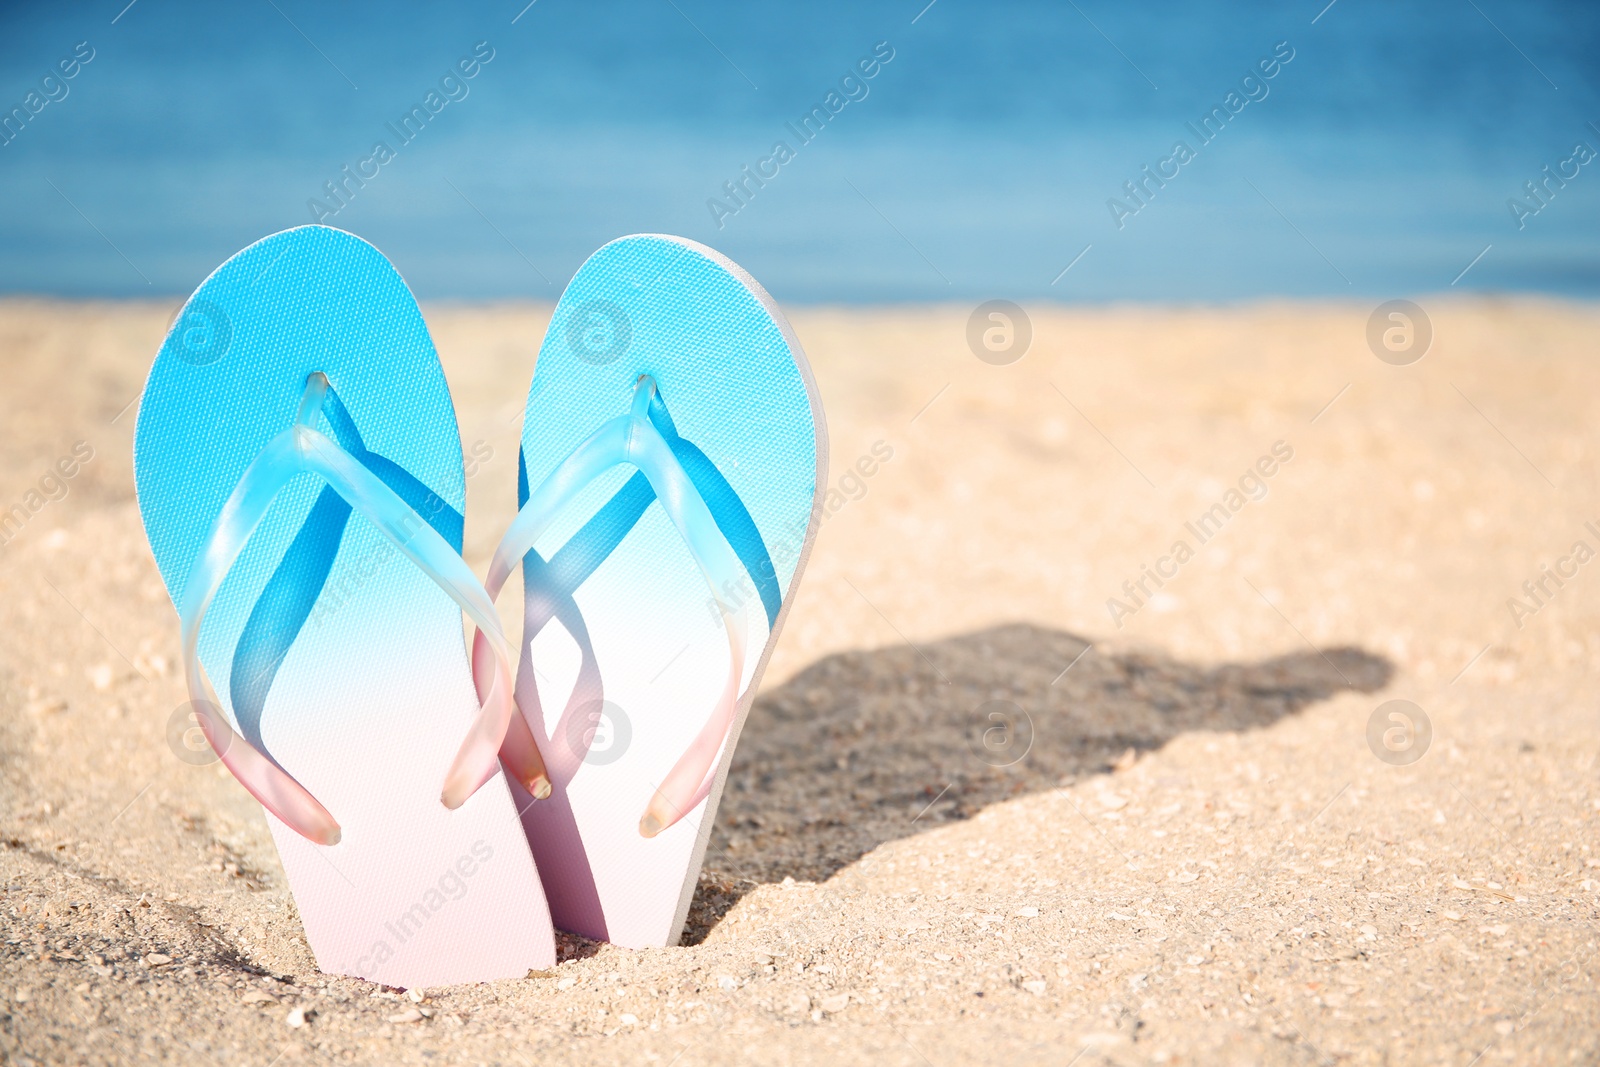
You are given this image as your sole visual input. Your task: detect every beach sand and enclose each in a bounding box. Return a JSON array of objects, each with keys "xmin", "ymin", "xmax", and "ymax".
[{"xmin": 0, "ymin": 296, "xmax": 1596, "ymax": 1065}]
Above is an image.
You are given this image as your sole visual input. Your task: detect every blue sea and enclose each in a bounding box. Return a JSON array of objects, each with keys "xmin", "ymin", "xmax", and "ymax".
[{"xmin": 1, "ymin": 0, "xmax": 1596, "ymax": 303}]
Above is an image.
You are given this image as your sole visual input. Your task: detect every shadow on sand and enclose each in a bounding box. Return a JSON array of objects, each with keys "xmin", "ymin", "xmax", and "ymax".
[{"xmin": 680, "ymin": 622, "xmax": 1391, "ymax": 944}]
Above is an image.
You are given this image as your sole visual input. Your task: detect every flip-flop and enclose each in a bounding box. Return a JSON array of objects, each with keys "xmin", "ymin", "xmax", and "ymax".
[
  {"xmin": 134, "ymin": 225, "xmax": 556, "ymax": 987},
  {"xmin": 473, "ymin": 234, "xmax": 826, "ymax": 948}
]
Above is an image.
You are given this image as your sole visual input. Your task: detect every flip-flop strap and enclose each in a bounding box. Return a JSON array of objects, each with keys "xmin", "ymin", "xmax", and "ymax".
[
  {"xmin": 178, "ymin": 374, "xmax": 531, "ymax": 846},
  {"xmin": 643, "ymin": 390, "xmax": 782, "ymax": 629},
  {"xmin": 502, "ymin": 460, "xmax": 649, "ymax": 782},
  {"xmin": 492, "ymin": 387, "xmax": 781, "ymax": 781},
  {"xmin": 229, "ymin": 385, "xmax": 466, "ymax": 756},
  {"xmin": 512, "ymin": 392, "xmax": 781, "ymax": 632},
  {"xmin": 475, "ymin": 376, "xmax": 751, "ymax": 836}
]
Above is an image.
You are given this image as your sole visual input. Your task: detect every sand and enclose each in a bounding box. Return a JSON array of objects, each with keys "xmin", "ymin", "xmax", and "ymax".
[{"xmin": 0, "ymin": 296, "xmax": 1596, "ymax": 1065}]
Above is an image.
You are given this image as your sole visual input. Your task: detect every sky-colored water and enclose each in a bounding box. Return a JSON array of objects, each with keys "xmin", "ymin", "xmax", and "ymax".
[{"xmin": 1, "ymin": 0, "xmax": 1596, "ymax": 303}]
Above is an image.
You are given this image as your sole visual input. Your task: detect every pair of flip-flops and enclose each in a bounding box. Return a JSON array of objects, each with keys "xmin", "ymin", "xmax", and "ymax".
[{"xmin": 133, "ymin": 227, "xmax": 826, "ymax": 988}]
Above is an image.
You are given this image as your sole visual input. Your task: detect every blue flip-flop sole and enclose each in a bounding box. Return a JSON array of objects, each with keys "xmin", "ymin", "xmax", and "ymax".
[
  {"xmin": 512, "ymin": 234, "xmax": 827, "ymax": 947},
  {"xmin": 135, "ymin": 225, "xmax": 554, "ymax": 985}
]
